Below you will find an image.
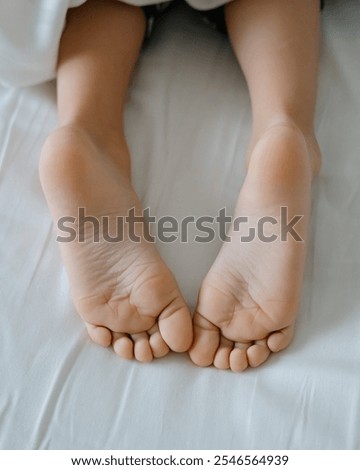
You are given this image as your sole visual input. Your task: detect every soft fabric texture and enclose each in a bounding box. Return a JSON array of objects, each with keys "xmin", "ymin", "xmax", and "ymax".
[{"xmin": 0, "ymin": 0, "xmax": 229, "ymax": 87}]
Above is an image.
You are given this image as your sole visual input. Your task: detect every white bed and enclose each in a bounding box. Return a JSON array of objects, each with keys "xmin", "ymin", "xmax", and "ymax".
[{"xmin": 1, "ymin": 0, "xmax": 360, "ymax": 450}]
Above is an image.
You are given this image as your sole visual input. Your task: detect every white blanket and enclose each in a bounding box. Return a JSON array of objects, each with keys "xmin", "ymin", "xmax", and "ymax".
[{"xmin": 1, "ymin": 0, "xmax": 360, "ymax": 450}]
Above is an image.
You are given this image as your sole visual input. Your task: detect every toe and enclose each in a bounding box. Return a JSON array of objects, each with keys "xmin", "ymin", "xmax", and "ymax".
[
  {"xmin": 229, "ymin": 342, "xmax": 248, "ymax": 372},
  {"xmin": 213, "ymin": 337, "xmax": 233, "ymax": 370},
  {"xmin": 267, "ymin": 325, "xmax": 294, "ymax": 352},
  {"xmin": 247, "ymin": 339, "xmax": 271, "ymax": 368},
  {"xmin": 158, "ymin": 298, "xmax": 193, "ymax": 353},
  {"xmin": 132, "ymin": 332, "xmax": 153, "ymax": 363},
  {"xmin": 113, "ymin": 333, "xmax": 134, "ymax": 360},
  {"xmin": 85, "ymin": 322, "xmax": 112, "ymax": 347},
  {"xmin": 148, "ymin": 324, "xmax": 170, "ymax": 359},
  {"xmin": 189, "ymin": 312, "xmax": 220, "ymax": 367}
]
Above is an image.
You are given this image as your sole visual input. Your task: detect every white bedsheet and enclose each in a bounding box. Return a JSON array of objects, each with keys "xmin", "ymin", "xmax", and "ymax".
[{"xmin": 1, "ymin": 0, "xmax": 360, "ymax": 450}]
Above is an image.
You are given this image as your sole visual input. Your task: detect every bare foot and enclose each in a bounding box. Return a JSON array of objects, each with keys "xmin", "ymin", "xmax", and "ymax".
[
  {"xmin": 189, "ymin": 123, "xmax": 321, "ymax": 371},
  {"xmin": 39, "ymin": 125, "xmax": 193, "ymax": 362}
]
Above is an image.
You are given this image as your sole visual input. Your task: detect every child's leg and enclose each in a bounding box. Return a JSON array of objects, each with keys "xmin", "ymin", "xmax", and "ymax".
[
  {"xmin": 39, "ymin": 0, "xmax": 192, "ymax": 362},
  {"xmin": 190, "ymin": 0, "xmax": 321, "ymax": 371}
]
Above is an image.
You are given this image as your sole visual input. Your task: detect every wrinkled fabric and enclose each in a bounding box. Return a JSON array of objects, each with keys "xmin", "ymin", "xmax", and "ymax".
[{"xmin": 0, "ymin": 0, "xmax": 228, "ymax": 87}]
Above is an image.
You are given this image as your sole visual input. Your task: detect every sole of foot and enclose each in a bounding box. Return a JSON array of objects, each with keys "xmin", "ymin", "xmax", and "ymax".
[
  {"xmin": 39, "ymin": 125, "xmax": 193, "ymax": 362},
  {"xmin": 189, "ymin": 123, "xmax": 320, "ymax": 371}
]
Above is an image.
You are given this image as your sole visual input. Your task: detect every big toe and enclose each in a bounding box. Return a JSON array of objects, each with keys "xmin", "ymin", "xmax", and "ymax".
[
  {"xmin": 189, "ymin": 312, "xmax": 220, "ymax": 367},
  {"xmin": 158, "ymin": 297, "xmax": 193, "ymax": 353}
]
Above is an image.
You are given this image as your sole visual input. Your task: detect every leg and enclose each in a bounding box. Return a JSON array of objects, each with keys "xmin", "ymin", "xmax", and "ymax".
[
  {"xmin": 39, "ymin": 0, "xmax": 193, "ymax": 362},
  {"xmin": 189, "ymin": 0, "xmax": 321, "ymax": 371}
]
